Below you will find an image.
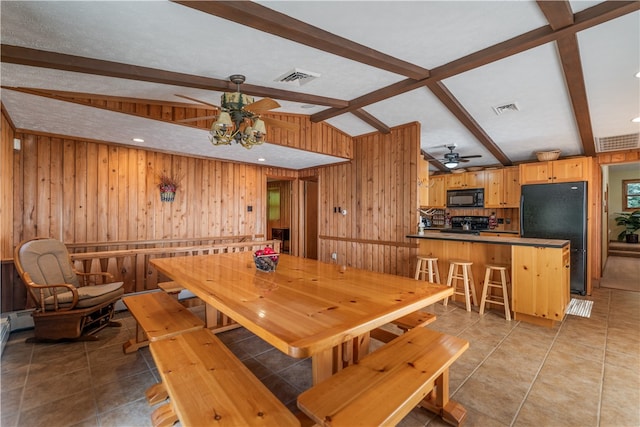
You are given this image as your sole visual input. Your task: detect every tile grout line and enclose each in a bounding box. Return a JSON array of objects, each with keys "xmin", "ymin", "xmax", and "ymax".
[
  {"xmin": 508, "ymin": 309, "xmax": 571, "ymax": 427},
  {"xmin": 595, "ymin": 289, "xmax": 612, "ymax": 427},
  {"xmin": 450, "ymin": 309, "xmax": 520, "ymax": 397},
  {"xmin": 14, "ymin": 340, "xmax": 35, "ymax": 427}
]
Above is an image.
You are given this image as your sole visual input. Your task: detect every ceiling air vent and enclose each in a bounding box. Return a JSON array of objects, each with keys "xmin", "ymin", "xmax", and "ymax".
[
  {"xmin": 492, "ymin": 102, "xmax": 520, "ymax": 116},
  {"xmin": 275, "ymin": 68, "xmax": 320, "ymax": 86},
  {"xmin": 595, "ymin": 133, "xmax": 639, "ymax": 152}
]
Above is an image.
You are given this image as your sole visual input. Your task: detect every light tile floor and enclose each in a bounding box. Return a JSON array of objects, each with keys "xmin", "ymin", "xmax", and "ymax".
[{"xmin": 1, "ymin": 287, "xmax": 638, "ymax": 427}]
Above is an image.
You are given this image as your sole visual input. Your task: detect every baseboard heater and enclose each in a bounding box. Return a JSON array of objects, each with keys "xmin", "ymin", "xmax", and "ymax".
[{"xmin": 0, "ymin": 317, "xmax": 10, "ymax": 357}]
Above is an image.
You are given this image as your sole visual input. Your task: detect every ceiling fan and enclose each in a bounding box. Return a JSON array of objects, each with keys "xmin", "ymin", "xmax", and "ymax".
[
  {"xmin": 175, "ymin": 74, "xmax": 298, "ymax": 149},
  {"xmin": 430, "ymin": 145, "xmax": 482, "ymax": 169}
]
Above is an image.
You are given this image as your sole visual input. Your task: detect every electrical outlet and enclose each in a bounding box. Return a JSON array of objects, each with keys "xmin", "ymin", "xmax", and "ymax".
[{"xmin": 331, "ymin": 252, "xmax": 337, "ymax": 260}]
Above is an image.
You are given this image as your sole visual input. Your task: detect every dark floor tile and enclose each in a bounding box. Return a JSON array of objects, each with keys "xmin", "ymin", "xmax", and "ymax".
[
  {"xmin": 254, "ymin": 347, "xmax": 301, "ymax": 373},
  {"xmin": 97, "ymin": 397, "xmax": 153, "ymax": 427},
  {"xmin": 241, "ymin": 356, "xmax": 273, "ymax": 380},
  {"xmin": 260, "ymin": 374, "xmax": 300, "ymax": 407},
  {"xmin": 18, "ymin": 389, "xmax": 98, "ymax": 427},
  {"xmin": 94, "ymin": 370, "xmax": 158, "ymax": 414},
  {"xmin": 22, "ymin": 367, "xmax": 93, "ymax": 411},
  {"xmin": 277, "ymin": 358, "xmax": 313, "ymax": 393}
]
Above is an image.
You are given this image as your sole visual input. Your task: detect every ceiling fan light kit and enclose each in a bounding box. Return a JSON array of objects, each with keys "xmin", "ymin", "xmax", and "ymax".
[
  {"xmin": 444, "ymin": 160, "xmax": 459, "ymax": 169},
  {"xmin": 209, "ymin": 74, "xmax": 268, "ymax": 149}
]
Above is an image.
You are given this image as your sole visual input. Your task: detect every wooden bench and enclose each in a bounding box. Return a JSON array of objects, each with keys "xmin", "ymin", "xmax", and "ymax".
[
  {"xmin": 156, "ymin": 281, "xmax": 183, "ymax": 299},
  {"xmin": 148, "ymin": 328, "xmax": 300, "ymax": 427},
  {"xmin": 370, "ymin": 311, "xmax": 436, "ymax": 344},
  {"xmin": 156, "ymin": 280, "xmax": 241, "ymax": 334},
  {"xmin": 122, "ymin": 292, "xmax": 205, "ymax": 354},
  {"xmin": 297, "ymin": 326, "xmax": 469, "ymax": 426}
]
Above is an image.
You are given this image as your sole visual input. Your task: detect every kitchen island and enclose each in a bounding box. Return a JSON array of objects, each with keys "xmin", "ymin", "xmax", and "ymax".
[{"xmin": 408, "ymin": 232, "xmax": 571, "ymax": 327}]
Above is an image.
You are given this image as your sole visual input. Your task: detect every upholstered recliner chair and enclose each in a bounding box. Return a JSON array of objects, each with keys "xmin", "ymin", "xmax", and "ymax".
[{"xmin": 14, "ymin": 237, "xmax": 125, "ymax": 341}]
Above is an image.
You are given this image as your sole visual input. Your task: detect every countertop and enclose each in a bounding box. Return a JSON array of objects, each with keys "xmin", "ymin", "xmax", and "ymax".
[
  {"xmin": 407, "ymin": 232, "xmax": 570, "ymax": 248},
  {"xmin": 421, "ymin": 227, "xmax": 520, "ymax": 234}
]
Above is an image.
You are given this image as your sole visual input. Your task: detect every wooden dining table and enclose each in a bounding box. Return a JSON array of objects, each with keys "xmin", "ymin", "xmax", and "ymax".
[{"xmin": 150, "ymin": 252, "xmax": 453, "ymax": 384}]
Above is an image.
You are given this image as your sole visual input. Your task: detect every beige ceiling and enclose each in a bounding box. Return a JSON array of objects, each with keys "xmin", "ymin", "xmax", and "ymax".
[{"xmin": 1, "ymin": 1, "xmax": 639, "ymax": 171}]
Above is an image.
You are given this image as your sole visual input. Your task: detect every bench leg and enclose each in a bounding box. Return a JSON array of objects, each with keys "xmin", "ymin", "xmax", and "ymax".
[
  {"xmin": 151, "ymin": 402, "xmax": 178, "ymax": 427},
  {"xmin": 418, "ymin": 369, "xmax": 467, "ymax": 427},
  {"xmin": 145, "ymin": 382, "xmax": 169, "ymax": 406},
  {"xmin": 122, "ymin": 324, "xmax": 150, "ymax": 354}
]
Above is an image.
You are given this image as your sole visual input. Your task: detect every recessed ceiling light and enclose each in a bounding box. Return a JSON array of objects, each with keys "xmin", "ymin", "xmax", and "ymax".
[
  {"xmin": 636, "ymin": 72, "xmax": 640, "ymax": 78},
  {"xmin": 258, "ymin": 158, "xmax": 266, "ymax": 162},
  {"xmin": 132, "ymin": 138, "xmax": 144, "ymax": 143},
  {"xmin": 632, "ymin": 117, "xmax": 640, "ymax": 123},
  {"xmin": 301, "ymin": 104, "xmax": 316, "ymax": 109}
]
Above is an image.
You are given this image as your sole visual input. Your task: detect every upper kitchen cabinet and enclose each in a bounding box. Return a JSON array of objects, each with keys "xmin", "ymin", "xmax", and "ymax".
[
  {"xmin": 520, "ymin": 157, "xmax": 592, "ymax": 184},
  {"xmin": 446, "ymin": 170, "xmax": 485, "ymax": 189},
  {"xmin": 427, "ymin": 175, "xmax": 447, "ymax": 208},
  {"xmin": 485, "ymin": 167, "xmax": 521, "ymax": 208}
]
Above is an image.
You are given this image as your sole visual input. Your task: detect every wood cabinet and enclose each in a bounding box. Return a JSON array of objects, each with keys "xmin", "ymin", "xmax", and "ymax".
[
  {"xmin": 427, "ymin": 175, "xmax": 446, "ymax": 208},
  {"xmin": 446, "ymin": 170, "xmax": 485, "ymax": 189},
  {"xmin": 511, "ymin": 244, "xmax": 570, "ymax": 326},
  {"xmin": 519, "ymin": 157, "xmax": 591, "ymax": 184},
  {"xmin": 484, "ymin": 167, "xmax": 520, "ymax": 208}
]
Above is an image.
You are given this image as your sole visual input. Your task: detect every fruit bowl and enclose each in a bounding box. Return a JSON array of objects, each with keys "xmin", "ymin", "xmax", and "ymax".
[{"xmin": 253, "ymin": 247, "xmax": 279, "ymax": 272}]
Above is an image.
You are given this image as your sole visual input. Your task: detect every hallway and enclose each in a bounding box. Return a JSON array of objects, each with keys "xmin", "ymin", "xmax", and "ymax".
[{"xmin": 600, "ymin": 253, "xmax": 640, "ymax": 292}]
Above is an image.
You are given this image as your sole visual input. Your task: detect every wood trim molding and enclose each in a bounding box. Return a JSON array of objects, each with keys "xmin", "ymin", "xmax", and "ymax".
[{"xmin": 319, "ymin": 235, "xmax": 418, "ymax": 249}]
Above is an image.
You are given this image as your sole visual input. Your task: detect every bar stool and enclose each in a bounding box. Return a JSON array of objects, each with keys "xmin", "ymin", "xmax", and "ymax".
[
  {"xmin": 415, "ymin": 256, "xmax": 441, "ymax": 283},
  {"xmin": 445, "ymin": 260, "xmax": 478, "ymax": 312},
  {"xmin": 479, "ymin": 264, "xmax": 511, "ymax": 320}
]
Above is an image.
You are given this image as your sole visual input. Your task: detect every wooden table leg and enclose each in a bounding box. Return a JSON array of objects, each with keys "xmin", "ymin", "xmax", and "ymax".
[
  {"xmin": 205, "ymin": 303, "xmax": 241, "ymax": 333},
  {"xmin": 418, "ymin": 369, "xmax": 467, "ymax": 427},
  {"xmin": 311, "ymin": 333, "xmax": 371, "ymax": 385}
]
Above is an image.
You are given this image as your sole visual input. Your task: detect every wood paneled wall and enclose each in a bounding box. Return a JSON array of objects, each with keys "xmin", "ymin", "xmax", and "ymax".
[
  {"xmin": 11, "ymin": 133, "xmax": 268, "ymax": 246},
  {"xmin": 1, "ymin": 111, "xmax": 15, "ymax": 259},
  {"xmin": 318, "ymin": 123, "xmax": 421, "ymax": 276}
]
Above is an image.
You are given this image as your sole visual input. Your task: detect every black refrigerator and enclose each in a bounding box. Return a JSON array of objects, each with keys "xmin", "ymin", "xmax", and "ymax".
[{"xmin": 520, "ymin": 181, "xmax": 587, "ymax": 295}]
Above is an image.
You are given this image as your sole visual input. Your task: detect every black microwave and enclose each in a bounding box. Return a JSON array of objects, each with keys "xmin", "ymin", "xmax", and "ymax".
[{"xmin": 447, "ymin": 188, "xmax": 484, "ymax": 208}]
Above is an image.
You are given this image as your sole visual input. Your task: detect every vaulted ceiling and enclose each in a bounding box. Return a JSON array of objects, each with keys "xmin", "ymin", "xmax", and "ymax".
[{"xmin": 1, "ymin": 1, "xmax": 639, "ymax": 171}]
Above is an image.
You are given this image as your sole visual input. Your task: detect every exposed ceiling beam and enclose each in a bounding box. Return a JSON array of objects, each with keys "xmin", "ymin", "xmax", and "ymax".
[
  {"xmin": 171, "ymin": 0, "xmax": 430, "ymax": 81},
  {"xmin": 351, "ymin": 109, "xmax": 391, "ymax": 134},
  {"xmin": 536, "ymin": 0, "xmax": 574, "ymax": 30},
  {"xmin": 312, "ymin": 78, "xmax": 429, "ymax": 123},
  {"xmin": 426, "ymin": 81, "xmax": 512, "ymax": 166},
  {"xmin": 421, "ymin": 149, "xmax": 449, "ymax": 173},
  {"xmin": 0, "ymin": 44, "xmax": 348, "ymax": 108},
  {"xmin": 311, "ymin": 0, "xmax": 640, "ymax": 122},
  {"xmin": 556, "ymin": 35, "xmax": 596, "ymax": 156},
  {"xmin": 537, "ymin": 1, "xmax": 595, "ymax": 157}
]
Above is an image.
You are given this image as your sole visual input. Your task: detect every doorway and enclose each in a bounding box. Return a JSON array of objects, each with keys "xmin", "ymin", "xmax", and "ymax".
[
  {"xmin": 600, "ymin": 162, "xmax": 640, "ymax": 291},
  {"xmin": 267, "ymin": 179, "xmax": 292, "ymax": 254}
]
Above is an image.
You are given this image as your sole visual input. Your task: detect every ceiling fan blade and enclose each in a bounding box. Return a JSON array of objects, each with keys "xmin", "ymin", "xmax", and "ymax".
[
  {"xmin": 262, "ymin": 117, "xmax": 299, "ymax": 132},
  {"xmin": 176, "ymin": 115, "xmax": 218, "ymax": 123},
  {"xmin": 174, "ymin": 94, "xmax": 220, "ymax": 109},
  {"xmin": 245, "ymin": 98, "xmax": 281, "ymax": 114},
  {"xmin": 459, "ymin": 155, "xmax": 482, "ymax": 159}
]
